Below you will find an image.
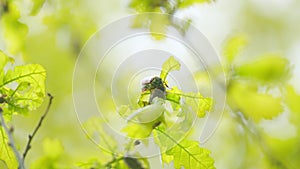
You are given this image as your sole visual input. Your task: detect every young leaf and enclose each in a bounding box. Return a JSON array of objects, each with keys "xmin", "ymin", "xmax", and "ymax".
[
  {"xmin": 284, "ymin": 85, "xmax": 300, "ymax": 126},
  {"xmin": 285, "ymin": 85, "xmax": 300, "ymax": 114},
  {"xmin": 181, "ymin": 92, "xmax": 213, "ymax": 117},
  {"xmin": 0, "ymin": 64, "xmax": 46, "ymax": 116},
  {"xmin": 1, "ymin": 3, "xmax": 28, "ymax": 54},
  {"xmin": 178, "ymin": 0, "xmax": 211, "ymax": 8},
  {"xmin": 30, "ymin": 0, "xmax": 46, "ymax": 16},
  {"xmin": 155, "ymin": 128, "xmax": 215, "ymax": 169},
  {"xmin": 167, "ymin": 140, "xmax": 215, "ymax": 169},
  {"xmin": 228, "ymin": 81, "xmax": 283, "ymax": 122},
  {"xmin": 122, "ymin": 122, "xmax": 155, "ymax": 139},
  {"xmin": 0, "ymin": 128, "xmax": 18, "ymax": 169},
  {"xmin": 138, "ymin": 91, "xmax": 150, "ymax": 107},
  {"xmin": 235, "ymin": 55, "xmax": 290, "ymax": 83},
  {"xmin": 166, "ymin": 86, "xmax": 181, "ymax": 104},
  {"xmin": 149, "ymin": 9, "xmax": 169, "ymax": 40},
  {"xmin": 129, "ymin": 0, "xmax": 151, "ymax": 13},
  {"xmin": 223, "ymin": 34, "xmax": 248, "ymax": 63},
  {"xmin": 160, "ymin": 56, "xmax": 181, "ymax": 82}
]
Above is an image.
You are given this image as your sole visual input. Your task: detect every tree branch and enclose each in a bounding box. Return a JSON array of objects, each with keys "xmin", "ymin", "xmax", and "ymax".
[
  {"xmin": 22, "ymin": 93, "xmax": 54, "ymax": 163},
  {"xmin": 0, "ymin": 107, "xmax": 25, "ymax": 169}
]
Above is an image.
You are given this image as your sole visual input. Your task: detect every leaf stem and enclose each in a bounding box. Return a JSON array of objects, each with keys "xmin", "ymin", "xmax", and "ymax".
[
  {"xmin": 22, "ymin": 93, "xmax": 54, "ymax": 164},
  {"xmin": 0, "ymin": 107, "xmax": 25, "ymax": 169}
]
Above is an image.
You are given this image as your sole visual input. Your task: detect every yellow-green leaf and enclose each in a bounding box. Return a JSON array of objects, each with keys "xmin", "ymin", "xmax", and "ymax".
[
  {"xmin": 166, "ymin": 86, "xmax": 181, "ymax": 104},
  {"xmin": 0, "ymin": 64, "xmax": 46, "ymax": 116},
  {"xmin": 160, "ymin": 56, "xmax": 181, "ymax": 82},
  {"xmin": 167, "ymin": 140, "xmax": 215, "ymax": 169},
  {"xmin": 122, "ymin": 122, "xmax": 154, "ymax": 139},
  {"xmin": 285, "ymin": 85, "xmax": 300, "ymax": 114},
  {"xmin": 0, "ymin": 51, "xmax": 8, "ymax": 71},
  {"xmin": 1, "ymin": 3, "xmax": 28, "ymax": 54},
  {"xmin": 223, "ymin": 34, "xmax": 248, "ymax": 63},
  {"xmin": 178, "ymin": 0, "xmax": 211, "ymax": 8},
  {"xmin": 228, "ymin": 81, "xmax": 283, "ymax": 122},
  {"xmin": 30, "ymin": 0, "xmax": 46, "ymax": 16},
  {"xmin": 236, "ymin": 55, "xmax": 290, "ymax": 83},
  {"xmin": 182, "ymin": 92, "xmax": 213, "ymax": 117},
  {"xmin": 149, "ymin": 10, "xmax": 169, "ymax": 40},
  {"xmin": 0, "ymin": 128, "xmax": 18, "ymax": 169}
]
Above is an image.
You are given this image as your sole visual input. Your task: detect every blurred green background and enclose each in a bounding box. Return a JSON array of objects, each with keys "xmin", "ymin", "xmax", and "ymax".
[{"xmin": 1, "ymin": 0, "xmax": 300, "ymax": 168}]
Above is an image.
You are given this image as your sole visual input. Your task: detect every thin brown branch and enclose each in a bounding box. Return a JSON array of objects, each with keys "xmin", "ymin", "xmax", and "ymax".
[
  {"xmin": 0, "ymin": 107, "xmax": 25, "ymax": 169},
  {"xmin": 22, "ymin": 93, "xmax": 54, "ymax": 163}
]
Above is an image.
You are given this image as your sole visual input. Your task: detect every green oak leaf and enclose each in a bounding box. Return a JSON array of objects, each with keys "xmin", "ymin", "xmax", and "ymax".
[
  {"xmin": 285, "ymin": 85, "xmax": 300, "ymax": 114},
  {"xmin": 160, "ymin": 56, "xmax": 181, "ymax": 82},
  {"xmin": 228, "ymin": 81, "xmax": 283, "ymax": 122},
  {"xmin": 0, "ymin": 128, "xmax": 18, "ymax": 169},
  {"xmin": 1, "ymin": 3, "xmax": 28, "ymax": 54},
  {"xmin": 223, "ymin": 34, "xmax": 248, "ymax": 63},
  {"xmin": 0, "ymin": 64, "xmax": 46, "ymax": 117},
  {"xmin": 155, "ymin": 128, "xmax": 215, "ymax": 169},
  {"xmin": 166, "ymin": 86, "xmax": 181, "ymax": 104},
  {"xmin": 235, "ymin": 55, "xmax": 290, "ymax": 83},
  {"xmin": 149, "ymin": 9, "xmax": 170, "ymax": 40},
  {"xmin": 182, "ymin": 92, "xmax": 213, "ymax": 117},
  {"xmin": 168, "ymin": 140, "xmax": 215, "ymax": 169},
  {"xmin": 122, "ymin": 121, "xmax": 158, "ymax": 139},
  {"xmin": 30, "ymin": 0, "xmax": 46, "ymax": 16}
]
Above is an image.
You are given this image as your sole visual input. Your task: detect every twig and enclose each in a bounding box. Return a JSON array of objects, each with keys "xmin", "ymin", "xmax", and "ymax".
[
  {"xmin": 0, "ymin": 107, "xmax": 25, "ymax": 169},
  {"xmin": 22, "ymin": 93, "xmax": 54, "ymax": 163}
]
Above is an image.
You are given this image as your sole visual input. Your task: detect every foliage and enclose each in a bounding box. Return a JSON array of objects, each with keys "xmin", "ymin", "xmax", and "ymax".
[
  {"xmin": 0, "ymin": 50, "xmax": 46, "ymax": 119},
  {"xmin": 30, "ymin": 138, "xmax": 65, "ymax": 169},
  {"xmin": 0, "ymin": 0, "xmax": 299, "ymax": 169},
  {"xmin": 129, "ymin": 0, "xmax": 214, "ymax": 39},
  {"xmin": 0, "ymin": 1, "xmax": 28, "ymax": 55},
  {"xmin": 223, "ymin": 34, "xmax": 248, "ymax": 63},
  {"xmin": 79, "ymin": 56, "xmax": 215, "ymax": 169},
  {"xmin": 219, "ymin": 33, "xmax": 298, "ymax": 168},
  {"xmin": 0, "ymin": 128, "xmax": 18, "ymax": 169},
  {"xmin": 0, "ymin": 50, "xmax": 47, "ymax": 169},
  {"xmin": 160, "ymin": 56, "xmax": 181, "ymax": 82},
  {"xmin": 121, "ymin": 56, "xmax": 215, "ymax": 168},
  {"xmin": 155, "ymin": 127, "xmax": 215, "ymax": 169}
]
